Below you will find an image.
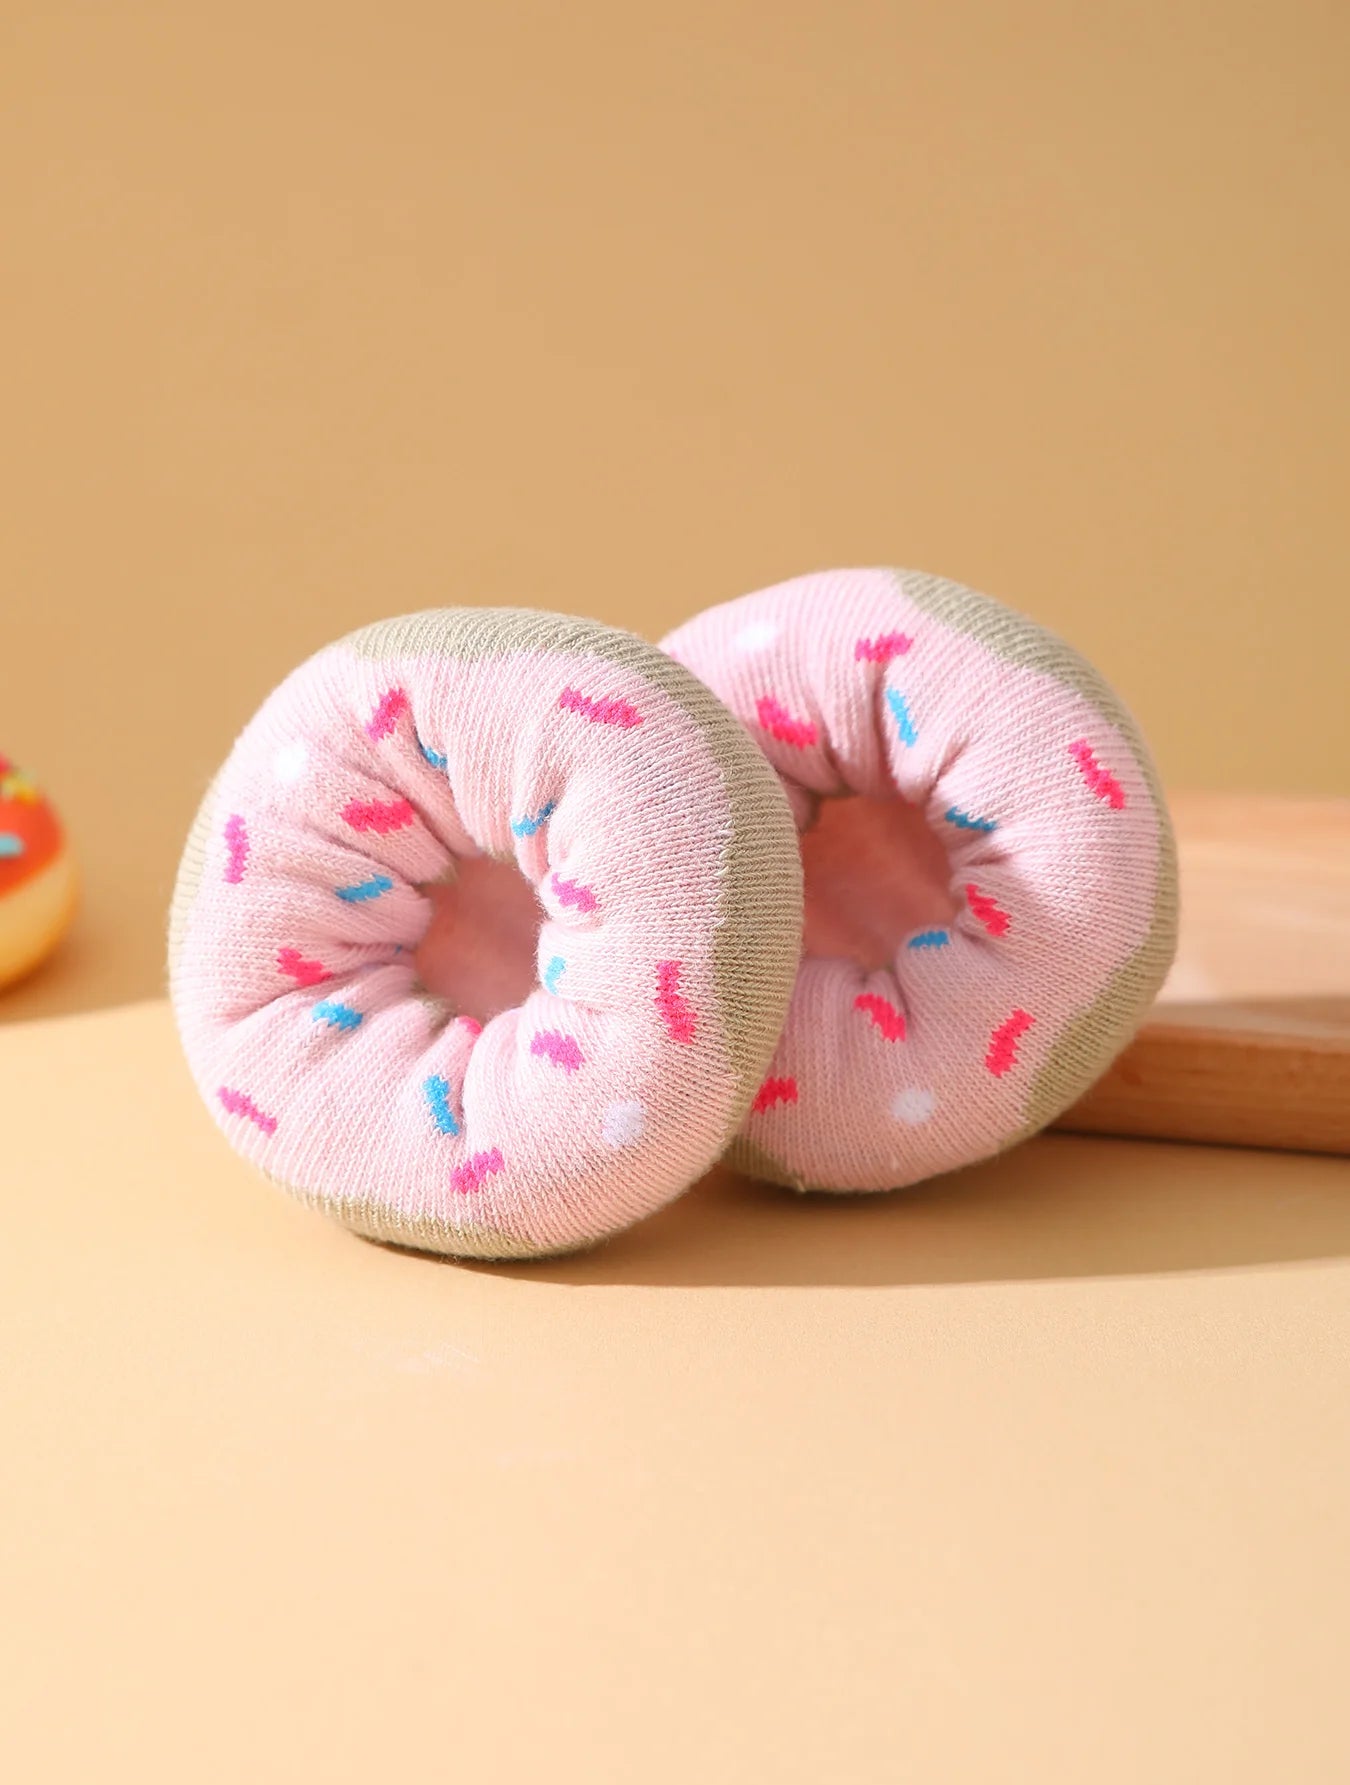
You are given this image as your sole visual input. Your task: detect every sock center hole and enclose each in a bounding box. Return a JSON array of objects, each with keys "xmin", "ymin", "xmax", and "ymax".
[
  {"xmin": 414, "ymin": 854, "xmax": 543, "ymax": 1021},
  {"xmin": 799, "ymin": 793, "xmax": 959, "ymax": 970}
]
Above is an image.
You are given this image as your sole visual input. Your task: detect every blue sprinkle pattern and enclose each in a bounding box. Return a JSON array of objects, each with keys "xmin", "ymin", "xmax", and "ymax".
[
  {"xmin": 418, "ymin": 737, "xmax": 448, "ymax": 770},
  {"xmin": 335, "ymin": 874, "xmax": 394, "ymax": 903},
  {"xmin": 0, "ymin": 832, "xmax": 24, "ymax": 859},
  {"xmin": 312, "ymin": 1000, "xmax": 363, "ymax": 1031},
  {"xmin": 511, "ymin": 799, "xmax": 557, "ymax": 838},
  {"xmin": 886, "ymin": 687, "xmax": 918, "ymax": 748},
  {"xmin": 543, "ymin": 955, "xmax": 566, "ymax": 995},
  {"xmin": 423, "ymin": 1074, "xmax": 461, "ymax": 1136},
  {"xmin": 944, "ymin": 807, "xmax": 998, "ymax": 835},
  {"xmin": 907, "ymin": 929, "xmax": 951, "ymax": 949}
]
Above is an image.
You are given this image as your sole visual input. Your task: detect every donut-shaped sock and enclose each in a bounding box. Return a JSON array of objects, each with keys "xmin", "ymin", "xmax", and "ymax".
[
  {"xmin": 169, "ymin": 610, "xmax": 803, "ymax": 1258},
  {"xmin": 662, "ymin": 568, "xmax": 1178, "ymax": 1193},
  {"xmin": 0, "ymin": 754, "xmax": 76, "ymax": 991}
]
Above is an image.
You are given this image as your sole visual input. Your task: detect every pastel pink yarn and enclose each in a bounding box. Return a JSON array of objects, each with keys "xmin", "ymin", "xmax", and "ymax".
[
  {"xmin": 663, "ymin": 568, "xmax": 1178, "ymax": 1193},
  {"xmin": 169, "ymin": 608, "xmax": 802, "ymax": 1258}
]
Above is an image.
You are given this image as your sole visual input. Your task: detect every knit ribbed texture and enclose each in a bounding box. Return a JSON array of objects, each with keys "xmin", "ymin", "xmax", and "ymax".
[
  {"xmin": 663, "ymin": 568, "xmax": 1178, "ymax": 1194},
  {"xmin": 168, "ymin": 608, "xmax": 803, "ymax": 1258}
]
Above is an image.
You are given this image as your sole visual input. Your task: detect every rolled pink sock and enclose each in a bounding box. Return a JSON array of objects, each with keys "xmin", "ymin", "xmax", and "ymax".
[
  {"xmin": 170, "ymin": 608, "xmax": 802, "ymax": 1257},
  {"xmin": 663, "ymin": 568, "xmax": 1177, "ymax": 1193}
]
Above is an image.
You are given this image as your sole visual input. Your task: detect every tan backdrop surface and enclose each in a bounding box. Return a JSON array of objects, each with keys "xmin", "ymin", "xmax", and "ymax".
[
  {"xmin": 2, "ymin": 6, "xmax": 1348, "ymax": 1781},
  {"xmin": 2, "ymin": 0, "xmax": 1348, "ymax": 1018}
]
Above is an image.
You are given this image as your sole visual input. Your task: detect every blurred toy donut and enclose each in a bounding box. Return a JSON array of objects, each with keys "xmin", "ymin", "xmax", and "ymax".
[{"xmin": 0, "ymin": 754, "xmax": 77, "ymax": 990}]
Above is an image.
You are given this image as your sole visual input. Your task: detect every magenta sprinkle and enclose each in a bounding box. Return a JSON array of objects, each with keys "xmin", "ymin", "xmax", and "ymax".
[
  {"xmin": 222, "ymin": 814, "xmax": 250, "ymax": 884},
  {"xmin": 1068, "ymin": 738, "xmax": 1126, "ymax": 810},
  {"xmin": 342, "ymin": 796, "xmax": 416, "ymax": 835},
  {"xmin": 216, "ymin": 1086, "xmax": 277, "ymax": 1136},
  {"xmin": 550, "ymin": 872, "xmax": 599, "ymax": 914},
  {"xmin": 366, "ymin": 687, "xmax": 410, "ymax": 741},
  {"xmin": 854, "ymin": 992, "xmax": 906, "ymax": 1042},
  {"xmin": 654, "ymin": 960, "xmax": 697, "ymax": 1043},
  {"xmin": 854, "ymin": 631, "xmax": 913, "ymax": 665},
  {"xmin": 752, "ymin": 1076, "xmax": 798, "ymax": 1114},
  {"xmin": 755, "ymin": 695, "xmax": 818, "ymax": 749},
  {"xmin": 450, "ymin": 1148, "xmax": 504, "ymax": 1194},
  {"xmin": 557, "ymin": 687, "xmax": 644, "ymax": 728},
  {"xmin": 986, "ymin": 1009, "xmax": 1034, "ymax": 1077},
  {"xmin": 530, "ymin": 1030, "xmax": 585, "ymax": 1072}
]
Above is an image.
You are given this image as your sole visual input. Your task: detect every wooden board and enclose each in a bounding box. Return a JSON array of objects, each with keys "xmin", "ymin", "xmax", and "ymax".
[{"xmin": 1057, "ymin": 793, "xmax": 1350, "ymax": 1155}]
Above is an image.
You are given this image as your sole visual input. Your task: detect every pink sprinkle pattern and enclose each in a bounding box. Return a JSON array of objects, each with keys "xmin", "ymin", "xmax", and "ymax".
[
  {"xmin": 558, "ymin": 687, "xmax": 644, "ymax": 728},
  {"xmin": 450, "ymin": 1148, "xmax": 504, "ymax": 1194},
  {"xmin": 342, "ymin": 796, "xmax": 416, "ymax": 835},
  {"xmin": 965, "ymin": 883, "xmax": 1011, "ymax": 938},
  {"xmin": 756, "ymin": 695, "xmax": 818, "ymax": 748},
  {"xmin": 530, "ymin": 1029, "xmax": 585, "ymax": 1072},
  {"xmin": 216, "ymin": 1086, "xmax": 278, "ymax": 1136},
  {"xmin": 223, "ymin": 814, "xmax": 249, "ymax": 884},
  {"xmin": 854, "ymin": 631, "xmax": 913, "ymax": 664},
  {"xmin": 752, "ymin": 1076, "xmax": 798, "ymax": 1114},
  {"xmin": 986, "ymin": 1009, "xmax": 1034, "ymax": 1077},
  {"xmin": 654, "ymin": 959, "xmax": 697, "ymax": 1044},
  {"xmin": 1068, "ymin": 739, "xmax": 1126, "ymax": 810},
  {"xmin": 550, "ymin": 871, "xmax": 599, "ymax": 914},
  {"xmin": 276, "ymin": 945, "xmax": 330, "ymax": 986},
  {"xmin": 854, "ymin": 992, "xmax": 907, "ymax": 1042},
  {"xmin": 366, "ymin": 687, "xmax": 410, "ymax": 741}
]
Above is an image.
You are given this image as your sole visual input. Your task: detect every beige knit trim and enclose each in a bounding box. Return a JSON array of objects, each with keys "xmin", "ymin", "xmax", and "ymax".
[
  {"xmin": 166, "ymin": 768, "xmax": 221, "ymax": 987},
  {"xmin": 892, "ymin": 571, "xmax": 1178, "ymax": 1138}
]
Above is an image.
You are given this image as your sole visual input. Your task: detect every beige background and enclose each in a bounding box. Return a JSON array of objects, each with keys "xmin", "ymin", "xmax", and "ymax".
[
  {"xmin": 2, "ymin": 0, "xmax": 1348, "ymax": 1018},
  {"xmin": 3, "ymin": 5, "xmax": 1349, "ymax": 1781}
]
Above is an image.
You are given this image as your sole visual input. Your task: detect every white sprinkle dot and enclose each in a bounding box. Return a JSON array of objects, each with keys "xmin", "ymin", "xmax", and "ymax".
[
  {"xmin": 602, "ymin": 1099, "xmax": 645, "ymax": 1148},
  {"xmin": 273, "ymin": 741, "xmax": 309, "ymax": 784},
  {"xmin": 891, "ymin": 1087, "xmax": 936, "ymax": 1126},
  {"xmin": 733, "ymin": 619, "xmax": 780, "ymax": 655}
]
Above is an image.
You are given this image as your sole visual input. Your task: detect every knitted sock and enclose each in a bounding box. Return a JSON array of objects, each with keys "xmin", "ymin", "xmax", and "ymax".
[
  {"xmin": 663, "ymin": 568, "xmax": 1178, "ymax": 1193},
  {"xmin": 169, "ymin": 609, "xmax": 802, "ymax": 1258}
]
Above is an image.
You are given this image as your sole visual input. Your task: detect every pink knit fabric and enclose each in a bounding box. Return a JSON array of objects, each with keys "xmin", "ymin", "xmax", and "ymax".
[
  {"xmin": 169, "ymin": 609, "xmax": 802, "ymax": 1258},
  {"xmin": 663, "ymin": 568, "xmax": 1177, "ymax": 1193}
]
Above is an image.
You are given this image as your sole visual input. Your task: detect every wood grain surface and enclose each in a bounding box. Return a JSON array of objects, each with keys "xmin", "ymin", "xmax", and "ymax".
[{"xmin": 1059, "ymin": 794, "xmax": 1350, "ymax": 1154}]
